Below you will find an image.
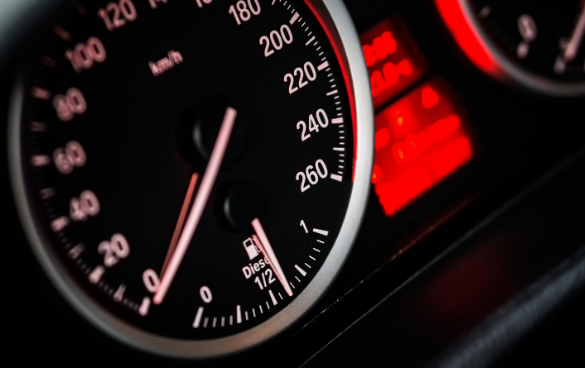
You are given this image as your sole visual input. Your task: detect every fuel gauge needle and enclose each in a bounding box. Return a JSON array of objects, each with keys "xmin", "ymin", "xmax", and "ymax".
[
  {"xmin": 154, "ymin": 107, "xmax": 238, "ymax": 305},
  {"xmin": 252, "ymin": 218, "xmax": 294, "ymax": 297}
]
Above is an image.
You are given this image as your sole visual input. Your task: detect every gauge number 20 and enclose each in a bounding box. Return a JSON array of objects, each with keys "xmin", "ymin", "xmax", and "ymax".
[
  {"xmin": 98, "ymin": 233, "xmax": 130, "ymax": 267},
  {"xmin": 296, "ymin": 159, "xmax": 328, "ymax": 192}
]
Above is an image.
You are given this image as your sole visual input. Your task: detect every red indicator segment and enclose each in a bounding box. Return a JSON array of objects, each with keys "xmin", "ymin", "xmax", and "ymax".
[
  {"xmin": 373, "ymin": 80, "xmax": 473, "ymax": 217},
  {"xmin": 360, "ymin": 17, "xmax": 428, "ymax": 110}
]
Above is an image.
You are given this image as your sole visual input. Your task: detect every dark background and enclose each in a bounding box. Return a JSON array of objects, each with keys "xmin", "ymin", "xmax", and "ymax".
[{"xmin": 2, "ymin": 0, "xmax": 585, "ymax": 366}]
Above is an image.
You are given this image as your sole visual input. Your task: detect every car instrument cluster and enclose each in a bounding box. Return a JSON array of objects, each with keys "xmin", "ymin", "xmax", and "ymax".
[{"xmin": 3, "ymin": 0, "xmax": 585, "ymax": 365}]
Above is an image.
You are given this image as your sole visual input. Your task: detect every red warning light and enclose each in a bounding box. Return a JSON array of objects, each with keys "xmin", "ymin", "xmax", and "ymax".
[
  {"xmin": 373, "ymin": 79, "xmax": 473, "ymax": 217},
  {"xmin": 360, "ymin": 17, "xmax": 428, "ymax": 110}
]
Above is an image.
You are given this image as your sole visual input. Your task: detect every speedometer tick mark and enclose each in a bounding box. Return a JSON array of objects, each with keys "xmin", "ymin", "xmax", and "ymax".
[
  {"xmin": 237, "ymin": 305, "xmax": 242, "ymax": 323},
  {"xmin": 32, "ymin": 87, "xmax": 51, "ymax": 100},
  {"xmin": 53, "ymin": 26, "xmax": 71, "ymax": 41},
  {"xmin": 305, "ymin": 263, "xmax": 311, "ymax": 269},
  {"xmin": 327, "ymin": 89, "xmax": 338, "ymax": 96},
  {"xmin": 266, "ymin": 301, "xmax": 270, "ymax": 310},
  {"xmin": 290, "ymin": 12, "xmax": 299, "ymax": 24},
  {"xmin": 309, "ymin": 256, "xmax": 316, "ymax": 261},
  {"xmin": 306, "ymin": 36, "xmax": 315, "ymax": 45},
  {"xmin": 222, "ymin": 317, "xmax": 225, "ymax": 327},
  {"xmin": 313, "ymin": 229, "xmax": 329, "ymax": 236},
  {"xmin": 138, "ymin": 298, "xmax": 150, "ymax": 316},
  {"xmin": 73, "ymin": 2, "xmax": 86, "ymax": 15},
  {"xmin": 212, "ymin": 317, "xmax": 217, "ymax": 327},
  {"xmin": 333, "ymin": 147, "xmax": 345, "ymax": 152},
  {"xmin": 40, "ymin": 187, "xmax": 56, "ymax": 200},
  {"xmin": 331, "ymin": 174, "xmax": 343, "ymax": 182},
  {"xmin": 317, "ymin": 61, "xmax": 329, "ymax": 71},
  {"xmin": 313, "ymin": 248, "xmax": 321, "ymax": 252},
  {"xmin": 31, "ymin": 155, "xmax": 50, "ymax": 167},
  {"xmin": 113, "ymin": 284, "xmax": 126, "ymax": 302},
  {"xmin": 295, "ymin": 265, "xmax": 307, "ymax": 276},
  {"xmin": 193, "ymin": 307, "xmax": 204, "ymax": 328},
  {"xmin": 30, "ymin": 122, "xmax": 47, "ymax": 132},
  {"xmin": 42, "ymin": 56, "xmax": 57, "ymax": 68},
  {"xmin": 269, "ymin": 290, "xmax": 278, "ymax": 305},
  {"xmin": 279, "ymin": 292, "xmax": 283, "ymax": 300},
  {"xmin": 203, "ymin": 317, "xmax": 209, "ymax": 328},
  {"xmin": 290, "ymin": 282, "xmax": 295, "ymax": 289},
  {"xmin": 51, "ymin": 216, "xmax": 69, "ymax": 233},
  {"xmin": 260, "ymin": 305, "xmax": 263, "ymax": 314},
  {"xmin": 245, "ymin": 311, "xmax": 249, "ymax": 321}
]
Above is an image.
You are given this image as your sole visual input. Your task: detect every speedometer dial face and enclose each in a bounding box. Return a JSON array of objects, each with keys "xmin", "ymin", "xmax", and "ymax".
[
  {"xmin": 470, "ymin": 0, "xmax": 585, "ymax": 84},
  {"xmin": 9, "ymin": 0, "xmax": 373, "ymax": 358},
  {"xmin": 449, "ymin": 0, "xmax": 585, "ymax": 95}
]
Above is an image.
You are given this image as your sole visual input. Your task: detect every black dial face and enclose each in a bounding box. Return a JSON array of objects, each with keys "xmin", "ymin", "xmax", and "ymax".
[
  {"xmin": 470, "ymin": 0, "xmax": 585, "ymax": 83},
  {"xmin": 17, "ymin": 0, "xmax": 355, "ymax": 342}
]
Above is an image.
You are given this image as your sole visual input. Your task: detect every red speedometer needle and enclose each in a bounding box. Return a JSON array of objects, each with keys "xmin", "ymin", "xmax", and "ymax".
[
  {"xmin": 160, "ymin": 172, "xmax": 199, "ymax": 277},
  {"xmin": 154, "ymin": 107, "xmax": 238, "ymax": 305},
  {"xmin": 252, "ymin": 218, "xmax": 294, "ymax": 297}
]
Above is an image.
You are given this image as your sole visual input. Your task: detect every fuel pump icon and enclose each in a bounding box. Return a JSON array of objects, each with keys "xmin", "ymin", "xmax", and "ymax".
[{"xmin": 242, "ymin": 238, "xmax": 260, "ymax": 260}]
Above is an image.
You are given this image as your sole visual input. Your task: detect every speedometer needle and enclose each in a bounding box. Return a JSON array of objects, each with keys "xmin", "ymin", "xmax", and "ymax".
[
  {"xmin": 252, "ymin": 218, "xmax": 294, "ymax": 297},
  {"xmin": 154, "ymin": 107, "xmax": 238, "ymax": 305},
  {"xmin": 161, "ymin": 172, "xmax": 199, "ymax": 277},
  {"xmin": 564, "ymin": 0, "xmax": 585, "ymax": 62}
]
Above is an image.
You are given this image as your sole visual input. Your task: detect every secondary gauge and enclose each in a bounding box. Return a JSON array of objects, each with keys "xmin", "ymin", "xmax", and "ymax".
[
  {"xmin": 436, "ymin": 0, "xmax": 585, "ymax": 95},
  {"xmin": 8, "ymin": 0, "xmax": 373, "ymax": 358}
]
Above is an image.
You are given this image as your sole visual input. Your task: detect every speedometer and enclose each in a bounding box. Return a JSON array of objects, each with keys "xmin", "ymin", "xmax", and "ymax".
[
  {"xmin": 436, "ymin": 0, "xmax": 585, "ymax": 95},
  {"xmin": 8, "ymin": 0, "xmax": 372, "ymax": 358}
]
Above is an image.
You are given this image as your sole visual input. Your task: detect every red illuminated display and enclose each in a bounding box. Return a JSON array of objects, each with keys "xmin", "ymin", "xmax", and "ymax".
[
  {"xmin": 360, "ymin": 17, "xmax": 428, "ymax": 110},
  {"xmin": 372, "ymin": 79, "xmax": 473, "ymax": 216}
]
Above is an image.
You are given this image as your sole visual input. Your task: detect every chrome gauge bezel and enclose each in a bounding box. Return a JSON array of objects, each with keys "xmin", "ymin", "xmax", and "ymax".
[
  {"xmin": 456, "ymin": 0, "xmax": 585, "ymax": 96},
  {"xmin": 8, "ymin": 0, "xmax": 374, "ymax": 358}
]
